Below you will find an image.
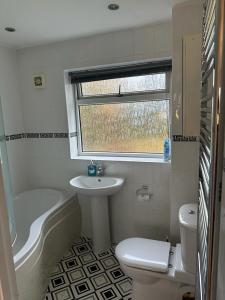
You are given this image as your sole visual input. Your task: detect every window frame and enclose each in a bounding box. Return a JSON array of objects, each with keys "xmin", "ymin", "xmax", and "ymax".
[{"xmin": 73, "ymin": 70, "xmax": 171, "ymax": 158}]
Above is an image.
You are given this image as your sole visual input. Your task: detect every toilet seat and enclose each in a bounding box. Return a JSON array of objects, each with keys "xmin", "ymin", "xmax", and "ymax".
[{"xmin": 115, "ymin": 238, "xmax": 171, "ymax": 273}]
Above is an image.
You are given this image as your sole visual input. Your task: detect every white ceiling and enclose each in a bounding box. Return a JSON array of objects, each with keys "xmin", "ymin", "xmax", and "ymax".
[{"xmin": 0, "ymin": 0, "xmax": 185, "ymax": 49}]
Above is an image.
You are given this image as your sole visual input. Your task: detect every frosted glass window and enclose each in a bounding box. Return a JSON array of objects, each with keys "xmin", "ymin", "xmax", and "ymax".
[
  {"xmin": 81, "ymin": 73, "xmax": 166, "ymax": 97},
  {"xmin": 79, "ymin": 101, "xmax": 169, "ymax": 154},
  {"xmin": 73, "ymin": 64, "xmax": 171, "ymax": 156}
]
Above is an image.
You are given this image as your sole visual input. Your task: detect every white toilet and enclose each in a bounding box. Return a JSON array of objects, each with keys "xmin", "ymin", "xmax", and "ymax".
[{"xmin": 115, "ymin": 203, "xmax": 197, "ymax": 300}]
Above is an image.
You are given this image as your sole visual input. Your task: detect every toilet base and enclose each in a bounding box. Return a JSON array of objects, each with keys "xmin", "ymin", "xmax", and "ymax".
[{"xmin": 116, "ymin": 242, "xmax": 196, "ymax": 300}]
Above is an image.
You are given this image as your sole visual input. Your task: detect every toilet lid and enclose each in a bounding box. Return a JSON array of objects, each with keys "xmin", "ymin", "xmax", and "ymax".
[{"xmin": 115, "ymin": 238, "xmax": 171, "ymax": 273}]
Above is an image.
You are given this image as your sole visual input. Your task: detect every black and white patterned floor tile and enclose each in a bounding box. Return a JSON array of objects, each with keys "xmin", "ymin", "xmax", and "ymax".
[{"xmin": 45, "ymin": 237, "xmax": 132, "ymax": 300}]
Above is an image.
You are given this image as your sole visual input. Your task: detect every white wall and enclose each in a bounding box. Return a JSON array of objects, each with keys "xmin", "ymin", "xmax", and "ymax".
[
  {"xmin": 18, "ymin": 22, "xmax": 172, "ymax": 243},
  {"xmin": 170, "ymin": 0, "xmax": 202, "ymax": 242},
  {"xmin": 0, "ymin": 46, "xmax": 28, "ymax": 195}
]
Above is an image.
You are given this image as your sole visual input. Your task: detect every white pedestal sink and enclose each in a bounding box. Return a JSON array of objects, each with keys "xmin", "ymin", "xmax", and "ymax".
[{"xmin": 70, "ymin": 175, "xmax": 124, "ymax": 253}]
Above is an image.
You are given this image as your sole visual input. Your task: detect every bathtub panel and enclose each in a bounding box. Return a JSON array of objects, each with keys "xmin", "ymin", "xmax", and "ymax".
[{"xmin": 13, "ymin": 189, "xmax": 81, "ymax": 300}]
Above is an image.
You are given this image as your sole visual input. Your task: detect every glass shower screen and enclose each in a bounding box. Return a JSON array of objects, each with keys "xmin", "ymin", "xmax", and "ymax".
[{"xmin": 0, "ymin": 98, "xmax": 16, "ymax": 244}]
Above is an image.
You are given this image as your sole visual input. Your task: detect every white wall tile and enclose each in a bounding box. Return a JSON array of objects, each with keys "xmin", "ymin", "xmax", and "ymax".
[
  {"xmin": 134, "ymin": 22, "xmax": 172, "ymax": 59},
  {"xmin": 0, "ymin": 46, "xmax": 29, "ymax": 195},
  {"xmin": 133, "ymin": 26, "xmax": 155, "ymax": 57},
  {"xmin": 113, "ymin": 30, "xmax": 134, "ymax": 59}
]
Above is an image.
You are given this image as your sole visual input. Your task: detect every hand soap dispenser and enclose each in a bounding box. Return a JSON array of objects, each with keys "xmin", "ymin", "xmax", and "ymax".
[
  {"xmin": 163, "ymin": 138, "xmax": 170, "ymax": 162},
  {"xmin": 88, "ymin": 160, "xmax": 97, "ymax": 176}
]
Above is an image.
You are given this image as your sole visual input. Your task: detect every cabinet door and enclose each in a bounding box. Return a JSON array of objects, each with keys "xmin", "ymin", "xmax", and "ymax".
[{"xmin": 182, "ymin": 34, "xmax": 201, "ymax": 136}]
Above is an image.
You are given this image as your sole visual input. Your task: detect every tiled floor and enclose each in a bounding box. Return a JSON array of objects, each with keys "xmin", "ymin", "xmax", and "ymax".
[{"xmin": 45, "ymin": 237, "xmax": 132, "ymax": 300}]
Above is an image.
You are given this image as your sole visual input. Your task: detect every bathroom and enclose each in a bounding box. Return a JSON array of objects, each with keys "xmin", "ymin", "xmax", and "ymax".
[{"xmin": 0, "ymin": 0, "xmax": 225, "ymax": 299}]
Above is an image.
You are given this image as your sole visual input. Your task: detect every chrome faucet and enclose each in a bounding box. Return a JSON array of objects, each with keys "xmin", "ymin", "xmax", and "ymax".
[{"xmin": 96, "ymin": 164, "xmax": 104, "ymax": 176}]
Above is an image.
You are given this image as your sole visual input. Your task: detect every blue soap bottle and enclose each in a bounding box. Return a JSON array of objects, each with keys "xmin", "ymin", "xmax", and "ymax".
[
  {"xmin": 88, "ymin": 160, "xmax": 97, "ymax": 176},
  {"xmin": 163, "ymin": 138, "xmax": 170, "ymax": 162}
]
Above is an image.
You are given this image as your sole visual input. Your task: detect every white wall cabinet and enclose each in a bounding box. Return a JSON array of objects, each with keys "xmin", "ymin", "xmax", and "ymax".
[{"xmin": 182, "ymin": 34, "xmax": 201, "ymax": 136}]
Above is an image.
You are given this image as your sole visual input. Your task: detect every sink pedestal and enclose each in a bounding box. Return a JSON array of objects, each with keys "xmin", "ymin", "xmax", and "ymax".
[
  {"xmin": 70, "ymin": 175, "xmax": 124, "ymax": 253},
  {"xmin": 91, "ymin": 196, "xmax": 111, "ymax": 253}
]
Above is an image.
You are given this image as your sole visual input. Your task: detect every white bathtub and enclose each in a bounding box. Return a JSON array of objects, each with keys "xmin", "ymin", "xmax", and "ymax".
[{"xmin": 13, "ymin": 189, "xmax": 81, "ymax": 300}]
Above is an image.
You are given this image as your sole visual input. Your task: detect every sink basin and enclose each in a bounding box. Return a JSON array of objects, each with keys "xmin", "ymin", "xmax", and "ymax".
[
  {"xmin": 70, "ymin": 175, "xmax": 124, "ymax": 196},
  {"xmin": 70, "ymin": 175, "xmax": 125, "ymax": 253}
]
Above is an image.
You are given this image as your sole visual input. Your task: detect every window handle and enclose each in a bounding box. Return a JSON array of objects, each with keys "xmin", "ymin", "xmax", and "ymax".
[{"xmin": 118, "ymin": 85, "xmax": 123, "ymax": 97}]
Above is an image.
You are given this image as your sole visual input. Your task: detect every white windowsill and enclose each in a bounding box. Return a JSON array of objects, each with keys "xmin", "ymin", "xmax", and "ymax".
[{"xmin": 72, "ymin": 155, "xmax": 170, "ymax": 164}]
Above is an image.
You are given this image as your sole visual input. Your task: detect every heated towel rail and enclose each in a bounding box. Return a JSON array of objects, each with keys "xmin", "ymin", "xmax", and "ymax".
[{"xmin": 196, "ymin": 0, "xmax": 225, "ymax": 299}]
